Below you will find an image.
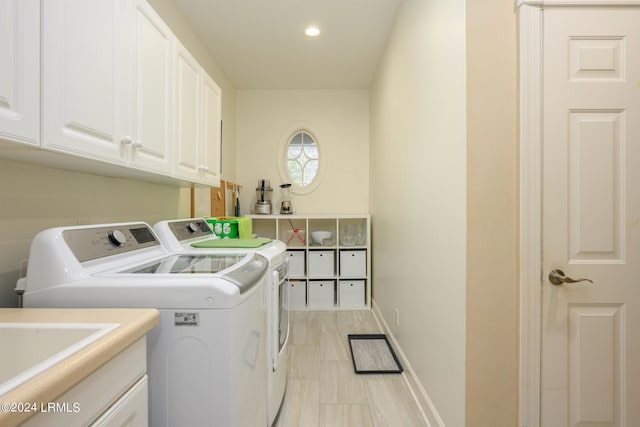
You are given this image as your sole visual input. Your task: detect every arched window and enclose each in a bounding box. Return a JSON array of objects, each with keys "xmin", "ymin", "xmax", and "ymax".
[{"xmin": 285, "ymin": 130, "xmax": 319, "ymax": 188}]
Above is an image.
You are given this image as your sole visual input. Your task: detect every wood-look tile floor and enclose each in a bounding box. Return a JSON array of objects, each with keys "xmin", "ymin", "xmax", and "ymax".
[{"xmin": 273, "ymin": 310, "xmax": 427, "ymax": 427}]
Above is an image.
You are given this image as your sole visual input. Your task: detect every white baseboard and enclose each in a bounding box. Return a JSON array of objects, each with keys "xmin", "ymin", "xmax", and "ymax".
[{"xmin": 371, "ymin": 299, "xmax": 446, "ymax": 427}]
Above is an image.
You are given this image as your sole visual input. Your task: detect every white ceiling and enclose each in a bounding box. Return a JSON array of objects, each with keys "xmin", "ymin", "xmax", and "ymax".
[{"xmin": 174, "ymin": 0, "xmax": 404, "ymax": 90}]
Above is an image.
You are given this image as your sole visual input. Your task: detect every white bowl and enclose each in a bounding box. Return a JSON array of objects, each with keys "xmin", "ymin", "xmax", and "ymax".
[{"xmin": 311, "ymin": 231, "xmax": 332, "ymax": 245}]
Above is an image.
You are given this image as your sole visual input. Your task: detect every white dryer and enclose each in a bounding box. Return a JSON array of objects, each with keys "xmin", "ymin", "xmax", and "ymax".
[
  {"xmin": 153, "ymin": 218, "xmax": 289, "ymax": 427},
  {"xmin": 18, "ymin": 222, "xmax": 268, "ymax": 427}
]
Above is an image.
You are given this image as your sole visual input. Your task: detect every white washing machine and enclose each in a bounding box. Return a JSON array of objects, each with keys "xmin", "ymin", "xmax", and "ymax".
[
  {"xmin": 18, "ymin": 222, "xmax": 268, "ymax": 427},
  {"xmin": 153, "ymin": 218, "xmax": 289, "ymax": 427}
]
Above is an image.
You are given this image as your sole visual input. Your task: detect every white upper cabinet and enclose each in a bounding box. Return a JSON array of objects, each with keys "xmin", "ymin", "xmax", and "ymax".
[
  {"xmin": 173, "ymin": 39, "xmax": 201, "ymax": 182},
  {"xmin": 173, "ymin": 40, "xmax": 222, "ymax": 187},
  {"xmin": 0, "ymin": 0, "xmax": 39, "ymax": 146},
  {"xmin": 42, "ymin": 0, "xmax": 128, "ymax": 164},
  {"xmin": 128, "ymin": 0, "xmax": 173, "ymax": 174},
  {"xmin": 2, "ymin": 0, "xmax": 221, "ymax": 186},
  {"xmin": 200, "ymin": 72, "xmax": 222, "ymax": 185},
  {"xmin": 41, "ymin": 0, "xmax": 174, "ymax": 174}
]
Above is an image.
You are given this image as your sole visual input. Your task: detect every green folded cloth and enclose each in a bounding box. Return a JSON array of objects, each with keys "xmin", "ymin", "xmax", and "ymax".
[
  {"xmin": 191, "ymin": 238, "xmax": 271, "ymax": 249},
  {"xmin": 236, "ymin": 217, "xmax": 253, "ymax": 239}
]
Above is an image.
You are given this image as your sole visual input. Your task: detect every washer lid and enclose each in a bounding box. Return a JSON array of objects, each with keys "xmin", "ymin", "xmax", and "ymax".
[{"xmin": 120, "ymin": 254, "xmax": 245, "ymax": 274}]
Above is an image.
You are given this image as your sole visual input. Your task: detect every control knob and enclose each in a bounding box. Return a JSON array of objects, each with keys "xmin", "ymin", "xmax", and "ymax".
[
  {"xmin": 107, "ymin": 230, "xmax": 127, "ymax": 247},
  {"xmin": 188, "ymin": 222, "xmax": 199, "ymax": 233}
]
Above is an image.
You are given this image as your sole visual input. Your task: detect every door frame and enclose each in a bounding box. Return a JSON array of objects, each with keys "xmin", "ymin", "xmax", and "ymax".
[
  {"xmin": 517, "ymin": 1, "xmax": 640, "ymax": 426},
  {"xmin": 518, "ymin": 4, "xmax": 543, "ymax": 426}
]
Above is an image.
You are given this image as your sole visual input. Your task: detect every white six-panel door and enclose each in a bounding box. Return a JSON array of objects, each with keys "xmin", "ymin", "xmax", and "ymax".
[{"xmin": 542, "ymin": 7, "xmax": 640, "ymax": 426}]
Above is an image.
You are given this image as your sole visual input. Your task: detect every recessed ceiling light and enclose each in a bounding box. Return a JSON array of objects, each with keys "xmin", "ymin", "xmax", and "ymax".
[{"xmin": 305, "ymin": 26, "xmax": 320, "ymax": 37}]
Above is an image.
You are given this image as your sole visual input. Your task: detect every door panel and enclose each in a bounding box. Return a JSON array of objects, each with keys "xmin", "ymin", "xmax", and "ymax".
[
  {"xmin": 542, "ymin": 7, "xmax": 640, "ymax": 426},
  {"xmin": 129, "ymin": 0, "xmax": 172, "ymax": 173},
  {"xmin": 42, "ymin": 0, "xmax": 126, "ymax": 162},
  {"xmin": 0, "ymin": 0, "xmax": 39, "ymax": 146},
  {"xmin": 568, "ymin": 305, "xmax": 623, "ymax": 425},
  {"xmin": 201, "ymin": 72, "xmax": 221, "ymax": 186},
  {"xmin": 567, "ymin": 110, "xmax": 624, "ymax": 263},
  {"xmin": 173, "ymin": 40, "xmax": 200, "ymax": 180}
]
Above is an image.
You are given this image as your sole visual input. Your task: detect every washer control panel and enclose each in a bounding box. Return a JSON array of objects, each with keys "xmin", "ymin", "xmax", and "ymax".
[
  {"xmin": 63, "ymin": 223, "xmax": 161, "ymax": 262},
  {"xmin": 167, "ymin": 219, "xmax": 213, "ymax": 242}
]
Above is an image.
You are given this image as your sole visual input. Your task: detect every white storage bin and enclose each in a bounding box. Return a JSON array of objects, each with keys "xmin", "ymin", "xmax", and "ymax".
[
  {"xmin": 308, "ymin": 250, "xmax": 335, "ymax": 277},
  {"xmin": 308, "ymin": 280, "xmax": 335, "ymax": 307},
  {"xmin": 288, "ymin": 280, "xmax": 306, "ymax": 308},
  {"xmin": 287, "ymin": 250, "xmax": 306, "ymax": 277},
  {"xmin": 339, "ymin": 250, "xmax": 367, "ymax": 277},
  {"xmin": 339, "ymin": 280, "xmax": 366, "ymax": 307}
]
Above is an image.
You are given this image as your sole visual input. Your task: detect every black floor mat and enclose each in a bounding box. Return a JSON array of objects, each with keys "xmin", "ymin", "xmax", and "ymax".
[{"xmin": 347, "ymin": 334, "xmax": 403, "ymax": 374}]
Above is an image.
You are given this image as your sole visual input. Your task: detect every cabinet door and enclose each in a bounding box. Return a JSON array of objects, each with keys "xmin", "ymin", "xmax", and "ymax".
[
  {"xmin": 200, "ymin": 72, "xmax": 222, "ymax": 186},
  {"xmin": 42, "ymin": 0, "xmax": 128, "ymax": 163},
  {"xmin": 173, "ymin": 39, "xmax": 201, "ymax": 181},
  {"xmin": 128, "ymin": 0, "xmax": 172, "ymax": 174},
  {"xmin": 0, "ymin": 0, "xmax": 39, "ymax": 146},
  {"xmin": 90, "ymin": 376, "xmax": 148, "ymax": 427}
]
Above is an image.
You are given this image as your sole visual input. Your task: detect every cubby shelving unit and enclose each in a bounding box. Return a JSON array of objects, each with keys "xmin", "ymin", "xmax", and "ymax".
[{"xmin": 248, "ymin": 214, "xmax": 371, "ymax": 310}]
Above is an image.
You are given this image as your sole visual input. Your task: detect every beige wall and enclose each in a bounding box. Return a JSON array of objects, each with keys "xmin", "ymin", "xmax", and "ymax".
[
  {"xmin": 369, "ymin": 0, "xmax": 467, "ymax": 425},
  {"xmin": 0, "ymin": 159, "xmax": 192, "ymax": 306},
  {"xmin": 465, "ymin": 0, "xmax": 519, "ymax": 425},
  {"xmin": 235, "ymin": 90, "xmax": 370, "ymax": 214}
]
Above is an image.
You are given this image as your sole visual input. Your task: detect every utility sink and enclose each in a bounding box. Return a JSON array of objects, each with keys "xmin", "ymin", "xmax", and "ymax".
[{"xmin": 0, "ymin": 322, "xmax": 119, "ymax": 396}]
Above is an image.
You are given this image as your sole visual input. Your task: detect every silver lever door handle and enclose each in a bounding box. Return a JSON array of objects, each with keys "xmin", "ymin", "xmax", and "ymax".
[{"xmin": 548, "ymin": 269, "xmax": 593, "ymax": 286}]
